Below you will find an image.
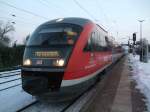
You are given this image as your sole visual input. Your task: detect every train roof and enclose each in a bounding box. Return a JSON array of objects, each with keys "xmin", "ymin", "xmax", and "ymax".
[
  {"xmin": 40, "ymin": 17, "xmax": 108, "ymax": 33},
  {"xmin": 42, "ymin": 17, "xmax": 93, "ymax": 27}
]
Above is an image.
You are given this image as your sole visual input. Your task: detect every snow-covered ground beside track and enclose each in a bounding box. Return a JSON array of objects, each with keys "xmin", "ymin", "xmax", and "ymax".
[
  {"xmin": 0, "ymin": 69, "xmax": 36, "ymax": 112},
  {"xmin": 0, "ymin": 69, "xmax": 21, "ymax": 91},
  {"xmin": 0, "ymin": 75, "xmax": 21, "ymax": 83},
  {"xmin": 129, "ymin": 54, "xmax": 150, "ymax": 111},
  {"xmin": 0, "ymin": 69, "xmax": 21, "ymax": 76},
  {"xmin": 0, "ymin": 79, "xmax": 21, "ymax": 90},
  {"xmin": 0, "ymin": 85, "xmax": 36, "ymax": 112}
]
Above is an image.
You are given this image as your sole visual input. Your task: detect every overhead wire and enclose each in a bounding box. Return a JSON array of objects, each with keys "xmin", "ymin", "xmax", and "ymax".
[
  {"xmin": 46, "ymin": 0, "xmax": 74, "ymax": 14},
  {"xmin": 0, "ymin": 9, "xmax": 42, "ymax": 24},
  {"xmin": 0, "ymin": 0, "xmax": 111, "ymax": 30},
  {"xmin": 0, "ymin": 16, "xmax": 39, "ymax": 26},
  {"xmin": 94, "ymin": 0, "xmax": 118, "ymax": 36},
  {"xmin": 73, "ymin": 0, "xmax": 96, "ymax": 21},
  {"xmin": 95, "ymin": 0, "xmax": 110, "ymax": 23},
  {"xmin": 43, "ymin": 0, "xmax": 74, "ymax": 15},
  {"xmin": 40, "ymin": 0, "xmax": 69, "ymax": 17},
  {"xmin": 0, "ymin": 0, "xmax": 49, "ymax": 20}
]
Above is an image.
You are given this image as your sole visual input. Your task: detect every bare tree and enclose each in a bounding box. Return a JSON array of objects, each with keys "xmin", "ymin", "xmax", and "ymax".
[{"xmin": 0, "ymin": 21, "xmax": 15, "ymax": 46}]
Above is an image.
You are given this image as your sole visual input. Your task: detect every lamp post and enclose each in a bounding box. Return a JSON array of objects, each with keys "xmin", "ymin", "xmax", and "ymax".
[{"xmin": 138, "ymin": 20, "xmax": 144, "ymax": 61}]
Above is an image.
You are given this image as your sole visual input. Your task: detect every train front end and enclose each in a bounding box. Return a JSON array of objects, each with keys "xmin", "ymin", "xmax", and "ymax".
[{"xmin": 21, "ymin": 20, "xmax": 83, "ymax": 100}]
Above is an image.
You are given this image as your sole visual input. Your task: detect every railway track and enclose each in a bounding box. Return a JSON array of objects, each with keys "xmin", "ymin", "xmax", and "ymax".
[
  {"xmin": 0, "ymin": 83, "xmax": 21, "ymax": 91},
  {"xmin": 0, "ymin": 73, "xmax": 20, "ymax": 78},
  {"xmin": 15, "ymin": 75, "xmax": 103, "ymax": 112},
  {"xmin": 60, "ymin": 82, "xmax": 97, "ymax": 112},
  {"xmin": 0, "ymin": 67, "xmax": 109, "ymax": 112},
  {"xmin": 16, "ymin": 101, "xmax": 39, "ymax": 112},
  {"xmin": 0, "ymin": 62, "xmax": 115, "ymax": 112},
  {"xmin": 15, "ymin": 92, "xmax": 88, "ymax": 112},
  {"xmin": 0, "ymin": 78, "xmax": 21, "ymax": 84},
  {"xmin": 0, "ymin": 68, "xmax": 106, "ymax": 112},
  {"xmin": 15, "ymin": 91, "xmax": 90, "ymax": 112},
  {"xmin": 0, "ymin": 69, "xmax": 21, "ymax": 91},
  {"xmin": 0, "ymin": 57, "xmax": 124, "ymax": 112},
  {"xmin": 0, "ymin": 69, "xmax": 20, "ymax": 76},
  {"xmin": 0, "ymin": 70, "xmax": 36, "ymax": 112},
  {"xmin": 0, "ymin": 69, "xmax": 92, "ymax": 112}
]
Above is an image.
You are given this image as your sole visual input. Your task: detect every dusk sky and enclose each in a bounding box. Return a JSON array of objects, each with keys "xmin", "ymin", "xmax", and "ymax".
[{"xmin": 0, "ymin": 0, "xmax": 150, "ymax": 44}]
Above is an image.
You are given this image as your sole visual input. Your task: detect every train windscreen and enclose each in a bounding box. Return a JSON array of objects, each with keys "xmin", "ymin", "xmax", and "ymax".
[
  {"xmin": 23, "ymin": 24, "xmax": 82, "ymax": 67},
  {"xmin": 27, "ymin": 24, "xmax": 82, "ymax": 46}
]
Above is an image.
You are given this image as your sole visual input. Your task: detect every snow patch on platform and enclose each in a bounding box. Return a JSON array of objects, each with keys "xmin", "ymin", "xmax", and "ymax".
[{"xmin": 129, "ymin": 54, "xmax": 150, "ymax": 111}]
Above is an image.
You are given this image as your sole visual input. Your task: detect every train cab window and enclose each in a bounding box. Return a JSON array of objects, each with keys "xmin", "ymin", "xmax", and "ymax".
[{"xmin": 27, "ymin": 24, "xmax": 82, "ymax": 47}]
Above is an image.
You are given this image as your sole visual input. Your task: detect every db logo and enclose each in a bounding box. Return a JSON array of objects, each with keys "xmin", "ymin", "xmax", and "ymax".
[{"xmin": 36, "ymin": 60, "xmax": 43, "ymax": 65}]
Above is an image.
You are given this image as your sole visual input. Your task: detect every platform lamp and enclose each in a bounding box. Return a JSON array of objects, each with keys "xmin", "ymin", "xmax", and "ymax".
[{"xmin": 138, "ymin": 20, "xmax": 145, "ymax": 61}]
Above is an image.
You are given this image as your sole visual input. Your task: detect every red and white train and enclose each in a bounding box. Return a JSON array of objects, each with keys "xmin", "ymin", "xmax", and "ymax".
[{"xmin": 21, "ymin": 17, "xmax": 123, "ymax": 101}]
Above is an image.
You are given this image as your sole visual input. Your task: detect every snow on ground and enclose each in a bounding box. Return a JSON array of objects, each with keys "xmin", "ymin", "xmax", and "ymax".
[
  {"xmin": 0, "ymin": 69, "xmax": 21, "ymax": 76},
  {"xmin": 0, "ymin": 75, "xmax": 21, "ymax": 83},
  {"xmin": 0, "ymin": 79, "xmax": 21, "ymax": 90},
  {"xmin": 0, "ymin": 69, "xmax": 21, "ymax": 91},
  {"xmin": 129, "ymin": 54, "xmax": 150, "ymax": 111},
  {"xmin": 0, "ymin": 70, "xmax": 36, "ymax": 112},
  {"xmin": 0, "ymin": 85, "xmax": 36, "ymax": 112},
  {"xmin": 0, "ymin": 69, "xmax": 70, "ymax": 112},
  {"xmin": 21, "ymin": 100, "xmax": 70, "ymax": 112}
]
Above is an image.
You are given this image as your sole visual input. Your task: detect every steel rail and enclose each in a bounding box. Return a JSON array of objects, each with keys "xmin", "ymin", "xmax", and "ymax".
[
  {"xmin": 0, "ymin": 78, "xmax": 21, "ymax": 84},
  {"xmin": 0, "ymin": 73, "xmax": 20, "ymax": 78},
  {"xmin": 0, "ymin": 83, "xmax": 21, "ymax": 92},
  {"xmin": 0, "ymin": 71, "xmax": 20, "ymax": 75},
  {"xmin": 16, "ymin": 101, "xmax": 38, "ymax": 112}
]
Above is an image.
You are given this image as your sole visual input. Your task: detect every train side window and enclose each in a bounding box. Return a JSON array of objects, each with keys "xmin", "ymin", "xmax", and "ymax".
[
  {"xmin": 91, "ymin": 32, "xmax": 95, "ymax": 51},
  {"xmin": 84, "ymin": 34, "xmax": 92, "ymax": 51},
  {"xmin": 98, "ymin": 30, "xmax": 104, "ymax": 51},
  {"xmin": 84, "ymin": 32, "xmax": 95, "ymax": 52},
  {"xmin": 93, "ymin": 27, "xmax": 98, "ymax": 51},
  {"xmin": 95, "ymin": 28, "xmax": 102, "ymax": 51},
  {"xmin": 105, "ymin": 36, "xmax": 111, "ymax": 51}
]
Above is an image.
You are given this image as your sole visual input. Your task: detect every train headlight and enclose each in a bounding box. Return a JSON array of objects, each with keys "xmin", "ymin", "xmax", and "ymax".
[
  {"xmin": 23, "ymin": 59, "xmax": 32, "ymax": 66},
  {"xmin": 55, "ymin": 59, "xmax": 65, "ymax": 66}
]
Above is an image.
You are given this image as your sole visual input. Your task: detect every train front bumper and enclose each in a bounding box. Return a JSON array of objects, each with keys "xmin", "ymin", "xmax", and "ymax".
[{"xmin": 21, "ymin": 67, "xmax": 95, "ymax": 101}]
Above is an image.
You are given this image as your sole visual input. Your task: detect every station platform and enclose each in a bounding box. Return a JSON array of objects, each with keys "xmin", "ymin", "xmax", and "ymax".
[{"xmin": 81, "ymin": 56, "xmax": 147, "ymax": 112}]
